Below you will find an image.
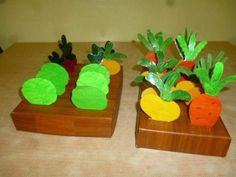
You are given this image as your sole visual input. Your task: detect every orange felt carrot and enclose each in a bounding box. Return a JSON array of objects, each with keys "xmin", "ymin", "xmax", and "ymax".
[
  {"xmin": 189, "ymin": 54, "xmax": 236, "ymax": 127},
  {"xmin": 189, "ymin": 94, "xmax": 222, "ymax": 127},
  {"xmin": 145, "ymin": 51, "xmax": 157, "ymax": 64}
]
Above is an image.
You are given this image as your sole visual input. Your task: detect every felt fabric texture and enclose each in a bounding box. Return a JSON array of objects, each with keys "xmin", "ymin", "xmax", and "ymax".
[{"xmin": 1, "ymin": 42, "xmax": 236, "ymax": 177}]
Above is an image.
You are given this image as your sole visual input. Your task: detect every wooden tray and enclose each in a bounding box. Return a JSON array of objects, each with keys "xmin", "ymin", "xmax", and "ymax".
[
  {"xmin": 11, "ymin": 64, "xmax": 123, "ymax": 137},
  {"xmin": 135, "ymin": 85, "xmax": 231, "ymax": 156}
]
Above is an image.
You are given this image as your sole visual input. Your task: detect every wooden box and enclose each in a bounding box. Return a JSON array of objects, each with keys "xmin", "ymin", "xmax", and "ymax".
[
  {"xmin": 11, "ymin": 64, "xmax": 123, "ymax": 137},
  {"xmin": 135, "ymin": 86, "xmax": 231, "ymax": 156}
]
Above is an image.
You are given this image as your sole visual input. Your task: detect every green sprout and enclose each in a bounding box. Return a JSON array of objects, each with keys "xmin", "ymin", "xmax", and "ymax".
[
  {"xmin": 145, "ymin": 72, "xmax": 191, "ymax": 102},
  {"xmin": 87, "ymin": 41, "xmax": 127, "ymax": 64},
  {"xmin": 137, "ymin": 29, "xmax": 172, "ymax": 55},
  {"xmin": 58, "ymin": 35, "xmax": 76, "ymax": 60},
  {"xmin": 176, "ymin": 31, "xmax": 207, "ymax": 61},
  {"xmin": 193, "ymin": 52, "xmax": 236, "ymax": 96},
  {"xmin": 48, "ymin": 51, "xmax": 64, "ymax": 65}
]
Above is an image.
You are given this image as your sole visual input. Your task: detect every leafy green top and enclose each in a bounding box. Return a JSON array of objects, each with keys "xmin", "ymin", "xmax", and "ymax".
[
  {"xmin": 58, "ymin": 35, "xmax": 76, "ymax": 60},
  {"xmin": 176, "ymin": 31, "xmax": 207, "ymax": 61},
  {"xmin": 145, "ymin": 72, "xmax": 191, "ymax": 102},
  {"xmin": 137, "ymin": 29, "xmax": 172, "ymax": 56},
  {"xmin": 193, "ymin": 52, "xmax": 236, "ymax": 96},
  {"xmin": 87, "ymin": 41, "xmax": 127, "ymax": 64},
  {"xmin": 48, "ymin": 51, "xmax": 64, "ymax": 65}
]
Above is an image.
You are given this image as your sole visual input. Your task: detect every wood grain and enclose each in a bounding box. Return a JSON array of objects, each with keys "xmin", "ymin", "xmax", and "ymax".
[
  {"xmin": 135, "ymin": 85, "xmax": 231, "ymax": 156},
  {"xmin": 11, "ymin": 64, "xmax": 123, "ymax": 137}
]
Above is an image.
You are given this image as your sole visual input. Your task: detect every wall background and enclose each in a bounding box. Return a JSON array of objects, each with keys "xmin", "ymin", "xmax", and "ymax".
[{"xmin": 0, "ymin": 0, "xmax": 236, "ymax": 49}]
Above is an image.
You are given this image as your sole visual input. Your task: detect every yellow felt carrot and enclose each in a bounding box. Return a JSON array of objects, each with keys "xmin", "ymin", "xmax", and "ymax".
[{"xmin": 140, "ymin": 72, "xmax": 191, "ymax": 122}]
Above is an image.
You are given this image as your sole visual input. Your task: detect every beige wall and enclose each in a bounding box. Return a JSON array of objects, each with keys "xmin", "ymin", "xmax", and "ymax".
[{"xmin": 0, "ymin": 0, "xmax": 236, "ymax": 49}]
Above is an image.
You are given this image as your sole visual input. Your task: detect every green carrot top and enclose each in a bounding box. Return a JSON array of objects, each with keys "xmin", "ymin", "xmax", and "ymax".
[
  {"xmin": 145, "ymin": 72, "xmax": 191, "ymax": 102},
  {"xmin": 87, "ymin": 41, "xmax": 127, "ymax": 64},
  {"xmin": 175, "ymin": 29, "xmax": 207, "ymax": 61},
  {"xmin": 194, "ymin": 52, "xmax": 236, "ymax": 96}
]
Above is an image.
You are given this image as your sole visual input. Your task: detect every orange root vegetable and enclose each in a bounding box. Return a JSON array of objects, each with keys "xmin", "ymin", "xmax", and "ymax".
[
  {"xmin": 177, "ymin": 60, "xmax": 195, "ymax": 82},
  {"xmin": 178, "ymin": 61, "xmax": 195, "ymax": 70},
  {"xmin": 102, "ymin": 59, "xmax": 120, "ymax": 75},
  {"xmin": 145, "ymin": 51, "xmax": 157, "ymax": 64},
  {"xmin": 189, "ymin": 94, "xmax": 222, "ymax": 127}
]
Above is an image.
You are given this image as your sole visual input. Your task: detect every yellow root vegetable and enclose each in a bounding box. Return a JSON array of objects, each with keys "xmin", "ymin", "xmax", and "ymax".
[
  {"xmin": 102, "ymin": 59, "xmax": 121, "ymax": 75},
  {"xmin": 141, "ymin": 87, "xmax": 157, "ymax": 98},
  {"xmin": 140, "ymin": 94, "xmax": 180, "ymax": 122}
]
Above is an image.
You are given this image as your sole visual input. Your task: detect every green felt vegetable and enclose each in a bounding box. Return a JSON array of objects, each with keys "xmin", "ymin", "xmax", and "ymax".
[
  {"xmin": 21, "ymin": 78, "xmax": 57, "ymax": 105},
  {"xmin": 36, "ymin": 63, "xmax": 69, "ymax": 95},
  {"xmin": 76, "ymin": 71, "xmax": 109, "ymax": 94},
  {"xmin": 80, "ymin": 64, "xmax": 110, "ymax": 84},
  {"xmin": 194, "ymin": 53, "xmax": 236, "ymax": 96},
  {"xmin": 145, "ymin": 72, "xmax": 191, "ymax": 102},
  {"xmin": 72, "ymin": 86, "xmax": 108, "ymax": 110},
  {"xmin": 176, "ymin": 32, "xmax": 207, "ymax": 61}
]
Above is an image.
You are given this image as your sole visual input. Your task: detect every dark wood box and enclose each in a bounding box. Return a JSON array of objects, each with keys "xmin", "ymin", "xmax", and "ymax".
[
  {"xmin": 135, "ymin": 85, "xmax": 231, "ymax": 157},
  {"xmin": 11, "ymin": 64, "xmax": 123, "ymax": 137}
]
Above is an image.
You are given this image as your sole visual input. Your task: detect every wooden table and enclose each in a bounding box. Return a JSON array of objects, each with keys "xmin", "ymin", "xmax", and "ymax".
[{"xmin": 0, "ymin": 42, "xmax": 236, "ymax": 176}]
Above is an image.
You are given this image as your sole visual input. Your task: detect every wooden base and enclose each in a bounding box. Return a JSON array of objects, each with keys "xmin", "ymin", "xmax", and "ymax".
[
  {"xmin": 135, "ymin": 85, "xmax": 231, "ymax": 156},
  {"xmin": 11, "ymin": 64, "xmax": 123, "ymax": 137}
]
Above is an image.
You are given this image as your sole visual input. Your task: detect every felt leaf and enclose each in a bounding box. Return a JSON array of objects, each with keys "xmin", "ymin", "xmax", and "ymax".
[
  {"xmin": 109, "ymin": 52, "xmax": 127, "ymax": 59},
  {"xmin": 72, "ymin": 86, "xmax": 107, "ymax": 110},
  {"xmin": 176, "ymin": 35, "xmax": 188, "ymax": 57},
  {"xmin": 207, "ymin": 54, "xmax": 212, "ymax": 70},
  {"xmin": 194, "ymin": 67, "xmax": 210, "ymax": 84},
  {"xmin": 216, "ymin": 75, "xmax": 236, "ymax": 95},
  {"xmin": 137, "ymin": 33, "xmax": 153, "ymax": 51},
  {"xmin": 145, "ymin": 72, "xmax": 164, "ymax": 91},
  {"xmin": 162, "ymin": 58, "xmax": 179, "ymax": 70},
  {"xmin": 134, "ymin": 75, "xmax": 145, "ymax": 84},
  {"xmin": 105, "ymin": 41, "xmax": 113, "ymax": 57},
  {"xmin": 211, "ymin": 62, "xmax": 224, "ymax": 82},
  {"xmin": 21, "ymin": 78, "xmax": 57, "ymax": 105},
  {"xmin": 191, "ymin": 40, "xmax": 207, "ymax": 59},
  {"xmin": 137, "ymin": 58, "xmax": 155, "ymax": 68},
  {"xmin": 77, "ymin": 71, "xmax": 109, "ymax": 94},
  {"xmin": 92, "ymin": 43, "xmax": 99, "ymax": 54},
  {"xmin": 87, "ymin": 51, "xmax": 104, "ymax": 64},
  {"xmin": 162, "ymin": 37, "xmax": 172, "ymax": 50},
  {"xmin": 175, "ymin": 66, "xmax": 193, "ymax": 76},
  {"xmin": 215, "ymin": 51, "xmax": 227, "ymax": 64},
  {"xmin": 165, "ymin": 72, "xmax": 180, "ymax": 89},
  {"xmin": 147, "ymin": 29, "xmax": 159, "ymax": 50},
  {"xmin": 188, "ymin": 33, "xmax": 196, "ymax": 51},
  {"xmin": 171, "ymin": 90, "xmax": 191, "ymax": 101}
]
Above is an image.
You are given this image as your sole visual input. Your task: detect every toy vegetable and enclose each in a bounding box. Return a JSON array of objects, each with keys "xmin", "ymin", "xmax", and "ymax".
[
  {"xmin": 49, "ymin": 35, "xmax": 77, "ymax": 73},
  {"xmin": 175, "ymin": 29, "xmax": 207, "ymax": 81},
  {"xmin": 189, "ymin": 53, "xmax": 236, "ymax": 127},
  {"xmin": 21, "ymin": 63, "xmax": 69, "ymax": 105},
  {"xmin": 137, "ymin": 29, "xmax": 172, "ymax": 64},
  {"xmin": 140, "ymin": 72, "xmax": 191, "ymax": 122},
  {"xmin": 87, "ymin": 41, "xmax": 127, "ymax": 75},
  {"xmin": 71, "ymin": 64, "xmax": 110, "ymax": 110}
]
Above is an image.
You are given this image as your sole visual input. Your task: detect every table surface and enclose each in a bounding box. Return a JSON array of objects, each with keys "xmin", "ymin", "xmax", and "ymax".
[{"xmin": 0, "ymin": 42, "xmax": 236, "ymax": 177}]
